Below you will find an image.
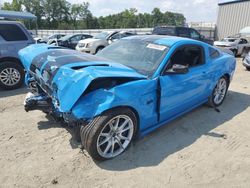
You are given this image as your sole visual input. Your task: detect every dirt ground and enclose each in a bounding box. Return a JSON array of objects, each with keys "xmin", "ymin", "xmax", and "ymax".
[{"xmin": 0, "ymin": 58, "xmax": 250, "ymax": 188}]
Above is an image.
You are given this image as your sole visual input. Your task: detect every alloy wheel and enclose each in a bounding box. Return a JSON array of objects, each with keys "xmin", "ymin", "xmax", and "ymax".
[
  {"xmin": 97, "ymin": 115, "xmax": 134, "ymax": 158},
  {"xmin": 0, "ymin": 68, "xmax": 21, "ymax": 86}
]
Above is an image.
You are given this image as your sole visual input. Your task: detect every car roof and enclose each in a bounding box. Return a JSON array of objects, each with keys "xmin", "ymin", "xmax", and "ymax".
[
  {"xmin": 0, "ymin": 20, "xmax": 22, "ymax": 25},
  {"xmin": 124, "ymin": 35, "xmax": 198, "ymax": 47}
]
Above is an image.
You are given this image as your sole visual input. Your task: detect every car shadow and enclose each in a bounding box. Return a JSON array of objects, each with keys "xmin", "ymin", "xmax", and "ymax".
[
  {"xmin": 0, "ymin": 86, "xmax": 27, "ymax": 98},
  {"xmin": 37, "ymin": 115, "xmax": 82, "ymax": 149},
  {"xmin": 95, "ymin": 90, "xmax": 250, "ymax": 170}
]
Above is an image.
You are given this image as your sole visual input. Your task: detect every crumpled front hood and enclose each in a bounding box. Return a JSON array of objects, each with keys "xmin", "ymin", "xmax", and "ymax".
[{"xmin": 19, "ymin": 44, "xmax": 146, "ymax": 112}]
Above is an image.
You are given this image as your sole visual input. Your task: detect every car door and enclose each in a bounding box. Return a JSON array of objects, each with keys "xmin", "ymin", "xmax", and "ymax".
[
  {"xmin": 159, "ymin": 44, "xmax": 211, "ymax": 122},
  {"xmin": 0, "ymin": 23, "xmax": 33, "ymax": 58},
  {"xmin": 238, "ymin": 38, "xmax": 248, "ymax": 54}
]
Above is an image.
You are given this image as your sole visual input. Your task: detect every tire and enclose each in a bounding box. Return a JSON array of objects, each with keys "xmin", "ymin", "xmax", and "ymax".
[
  {"xmin": 232, "ymin": 49, "xmax": 237, "ymax": 57},
  {"xmin": 246, "ymin": 67, "xmax": 250, "ymax": 71},
  {"xmin": 95, "ymin": 46, "xmax": 104, "ymax": 54},
  {"xmin": 0, "ymin": 61, "xmax": 24, "ymax": 90},
  {"xmin": 72, "ymin": 124, "xmax": 81, "ymax": 142},
  {"xmin": 241, "ymin": 47, "xmax": 247, "ymax": 57},
  {"xmin": 80, "ymin": 108, "xmax": 138, "ymax": 161},
  {"xmin": 208, "ymin": 76, "xmax": 229, "ymax": 107}
]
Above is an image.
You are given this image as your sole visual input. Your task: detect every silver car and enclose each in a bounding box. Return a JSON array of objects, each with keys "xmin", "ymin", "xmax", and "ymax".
[
  {"xmin": 76, "ymin": 31, "xmax": 135, "ymax": 54},
  {"xmin": 214, "ymin": 37, "xmax": 250, "ymax": 57}
]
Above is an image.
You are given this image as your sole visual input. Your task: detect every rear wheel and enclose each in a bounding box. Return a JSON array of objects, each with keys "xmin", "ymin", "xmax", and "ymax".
[
  {"xmin": 208, "ymin": 76, "xmax": 229, "ymax": 107},
  {"xmin": 80, "ymin": 108, "xmax": 137, "ymax": 161},
  {"xmin": 0, "ymin": 61, "xmax": 24, "ymax": 90}
]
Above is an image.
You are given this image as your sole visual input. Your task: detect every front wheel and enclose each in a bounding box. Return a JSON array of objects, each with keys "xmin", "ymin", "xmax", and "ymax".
[
  {"xmin": 246, "ymin": 67, "xmax": 250, "ymax": 71},
  {"xmin": 80, "ymin": 108, "xmax": 137, "ymax": 161},
  {"xmin": 0, "ymin": 61, "xmax": 24, "ymax": 90},
  {"xmin": 208, "ymin": 76, "xmax": 229, "ymax": 107}
]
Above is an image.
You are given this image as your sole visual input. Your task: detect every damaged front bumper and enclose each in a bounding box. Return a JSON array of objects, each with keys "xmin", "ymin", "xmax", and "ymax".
[{"xmin": 24, "ymin": 92, "xmax": 87, "ymax": 125}]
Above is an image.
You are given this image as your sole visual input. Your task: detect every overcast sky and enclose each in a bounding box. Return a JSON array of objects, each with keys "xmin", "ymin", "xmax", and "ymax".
[{"xmin": 1, "ymin": 0, "xmax": 219, "ymax": 22}]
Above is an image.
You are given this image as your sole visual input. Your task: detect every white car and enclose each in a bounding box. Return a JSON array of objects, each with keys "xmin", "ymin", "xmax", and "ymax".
[
  {"xmin": 76, "ymin": 31, "xmax": 135, "ymax": 54},
  {"xmin": 214, "ymin": 37, "xmax": 250, "ymax": 56}
]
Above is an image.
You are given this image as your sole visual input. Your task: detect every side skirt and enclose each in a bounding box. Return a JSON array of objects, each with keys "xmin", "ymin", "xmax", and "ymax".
[{"xmin": 139, "ymin": 99, "xmax": 208, "ymax": 137}]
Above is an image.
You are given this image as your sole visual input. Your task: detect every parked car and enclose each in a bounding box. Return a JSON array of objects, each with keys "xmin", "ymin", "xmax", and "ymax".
[
  {"xmin": 0, "ymin": 21, "xmax": 35, "ymax": 90},
  {"xmin": 214, "ymin": 37, "xmax": 250, "ymax": 56},
  {"xmin": 19, "ymin": 35, "xmax": 236, "ymax": 161},
  {"xmin": 75, "ymin": 31, "xmax": 136, "ymax": 54},
  {"xmin": 36, "ymin": 34, "xmax": 66, "ymax": 44},
  {"xmin": 57, "ymin": 34, "xmax": 93, "ymax": 49},
  {"xmin": 152, "ymin": 26, "xmax": 214, "ymax": 45},
  {"xmin": 242, "ymin": 49, "xmax": 250, "ymax": 71}
]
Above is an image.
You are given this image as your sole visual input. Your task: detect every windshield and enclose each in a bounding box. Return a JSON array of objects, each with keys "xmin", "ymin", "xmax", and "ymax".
[
  {"xmin": 96, "ymin": 39, "xmax": 169, "ymax": 76},
  {"xmin": 94, "ymin": 32, "xmax": 111, "ymax": 39},
  {"xmin": 222, "ymin": 38, "xmax": 236, "ymax": 42}
]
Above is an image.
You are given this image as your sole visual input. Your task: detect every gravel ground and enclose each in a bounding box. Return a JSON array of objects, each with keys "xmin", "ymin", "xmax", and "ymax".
[{"xmin": 0, "ymin": 58, "xmax": 250, "ymax": 188}]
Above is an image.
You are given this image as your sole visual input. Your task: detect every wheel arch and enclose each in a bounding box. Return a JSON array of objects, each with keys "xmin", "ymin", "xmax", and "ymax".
[
  {"xmin": 0, "ymin": 57, "xmax": 23, "ymax": 68},
  {"xmin": 95, "ymin": 45, "xmax": 105, "ymax": 53},
  {"xmin": 223, "ymin": 73, "xmax": 230, "ymax": 84},
  {"xmin": 98, "ymin": 105, "xmax": 141, "ymax": 137}
]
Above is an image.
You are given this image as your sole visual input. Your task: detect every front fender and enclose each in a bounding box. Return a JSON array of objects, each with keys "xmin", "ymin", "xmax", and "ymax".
[{"xmin": 71, "ymin": 79, "xmax": 158, "ymax": 131}]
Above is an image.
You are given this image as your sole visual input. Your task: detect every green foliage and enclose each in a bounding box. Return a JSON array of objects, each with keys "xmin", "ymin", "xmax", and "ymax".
[{"xmin": 1, "ymin": 0, "xmax": 186, "ymax": 29}]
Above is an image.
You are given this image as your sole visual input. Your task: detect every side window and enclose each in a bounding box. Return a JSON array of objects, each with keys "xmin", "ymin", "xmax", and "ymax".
[
  {"xmin": 121, "ymin": 33, "xmax": 133, "ymax": 38},
  {"xmin": 152, "ymin": 27, "xmax": 175, "ymax": 35},
  {"xmin": 110, "ymin": 33, "xmax": 121, "ymax": 40},
  {"xmin": 209, "ymin": 47, "xmax": 220, "ymax": 59},
  {"xmin": 177, "ymin": 28, "xmax": 190, "ymax": 38},
  {"xmin": 166, "ymin": 45, "xmax": 204, "ymax": 70},
  {"xmin": 81, "ymin": 35, "xmax": 87, "ymax": 40},
  {"xmin": 70, "ymin": 35, "xmax": 81, "ymax": 42},
  {"xmin": 190, "ymin": 29, "xmax": 201, "ymax": 40},
  {"xmin": 0, "ymin": 24, "xmax": 28, "ymax": 41}
]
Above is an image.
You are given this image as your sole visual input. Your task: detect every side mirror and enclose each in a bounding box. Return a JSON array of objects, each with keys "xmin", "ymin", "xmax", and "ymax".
[{"xmin": 165, "ymin": 64, "xmax": 189, "ymax": 74}]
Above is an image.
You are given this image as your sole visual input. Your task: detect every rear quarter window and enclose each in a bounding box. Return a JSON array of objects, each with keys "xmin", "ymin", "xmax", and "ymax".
[
  {"xmin": 209, "ymin": 47, "xmax": 220, "ymax": 59},
  {"xmin": 0, "ymin": 24, "xmax": 28, "ymax": 41}
]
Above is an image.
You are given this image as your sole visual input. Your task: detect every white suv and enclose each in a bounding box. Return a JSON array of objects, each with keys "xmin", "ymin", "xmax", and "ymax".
[{"xmin": 76, "ymin": 31, "xmax": 135, "ymax": 54}]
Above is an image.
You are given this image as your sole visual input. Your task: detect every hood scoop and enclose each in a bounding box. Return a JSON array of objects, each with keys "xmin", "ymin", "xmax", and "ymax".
[{"xmin": 71, "ymin": 64, "xmax": 110, "ymax": 70}]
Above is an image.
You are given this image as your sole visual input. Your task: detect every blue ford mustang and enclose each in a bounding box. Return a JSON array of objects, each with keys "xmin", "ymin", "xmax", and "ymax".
[{"xmin": 19, "ymin": 35, "xmax": 236, "ymax": 160}]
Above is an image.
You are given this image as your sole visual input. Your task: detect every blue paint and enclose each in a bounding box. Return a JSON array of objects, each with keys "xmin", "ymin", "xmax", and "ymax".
[{"xmin": 18, "ymin": 36, "xmax": 236, "ymax": 137}]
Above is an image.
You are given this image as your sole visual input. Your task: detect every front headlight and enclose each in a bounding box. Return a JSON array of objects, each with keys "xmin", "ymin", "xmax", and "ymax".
[{"xmin": 86, "ymin": 43, "xmax": 93, "ymax": 48}]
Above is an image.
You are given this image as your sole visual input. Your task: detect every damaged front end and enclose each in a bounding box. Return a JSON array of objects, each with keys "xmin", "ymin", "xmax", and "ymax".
[{"xmin": 19, "ymin": 44, "xmax": 147, "ymax": 126}]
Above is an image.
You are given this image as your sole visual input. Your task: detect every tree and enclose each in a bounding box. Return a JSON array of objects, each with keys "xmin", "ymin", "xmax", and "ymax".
[
  {"xmin": 22, "ymin": 0, "xmax": 44, "ymax": 28},
  {"xmin": 1, "ymin": 0, "xmax": 186, "ymax": 29},
  {"xmin": 2, "ymin": 0, "xmax": 22, "ymax": 11}
]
